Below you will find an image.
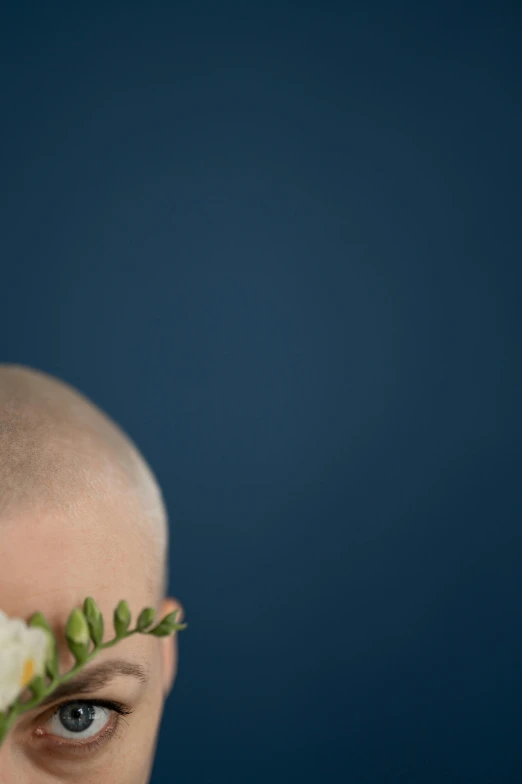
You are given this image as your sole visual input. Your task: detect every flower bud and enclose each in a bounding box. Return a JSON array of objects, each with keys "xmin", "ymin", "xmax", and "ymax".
[
  {"xmin": 83, "ymin": 597, "xmax": 104, "ymax": 647},
  {"xmin": 65, "ymin": 609, "xmax": 90, "ymax": 664},
  {"xmin": 113, "ymin": 600, "xmax": 131, "ymax": 638},
  {"xmin": 136, "ymin": 607, "xmax": 156, "ymax": 632},
  {"xmin": 28, "ymin": 612, "xmax": 59, "ymax": 680},
  {"xmin": 148, "ymin": 610, "xmax": 188, "ymax": 637}
]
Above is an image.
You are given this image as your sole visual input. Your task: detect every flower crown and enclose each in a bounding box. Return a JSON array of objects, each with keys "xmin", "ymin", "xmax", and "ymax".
[{"xmin": 0, "ymin": 598, "xmax": 187, "ymax": 746}]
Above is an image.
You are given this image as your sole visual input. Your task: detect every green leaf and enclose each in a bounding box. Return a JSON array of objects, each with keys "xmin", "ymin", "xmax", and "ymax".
[
  {"xmin": 148, "ymin": 611, "xmax": 188, "ymax": 637},
  {"xmin": 28, "ymin": 675, "xmax": 46, "ymax": 700},
  {"xmin": 0, "ymin": 712, "xmax": 7, "ymax": 746}
]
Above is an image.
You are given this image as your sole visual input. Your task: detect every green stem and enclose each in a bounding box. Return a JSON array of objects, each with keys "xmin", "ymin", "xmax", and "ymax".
[{"xmin": 0, "ymin": 628, "xmax": 139, "ymax": 747}]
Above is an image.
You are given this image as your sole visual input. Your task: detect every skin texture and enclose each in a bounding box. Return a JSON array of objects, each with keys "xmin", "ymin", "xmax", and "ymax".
[{"xmin": 0, "ymin": 364, "xmax": 184, "ymax": 782}]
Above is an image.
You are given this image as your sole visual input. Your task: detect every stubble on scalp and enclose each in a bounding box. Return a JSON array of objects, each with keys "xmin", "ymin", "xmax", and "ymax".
[{"xmin": 0, "ymin": 363, "xmax": 169, "ymax": 605}]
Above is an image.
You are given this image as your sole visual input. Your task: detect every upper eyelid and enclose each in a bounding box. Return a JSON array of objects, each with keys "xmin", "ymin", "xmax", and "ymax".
[
  {"xmin": 49, "ymin": 698, "xmax": 132, "ymax": 715},
  {"xmin": 53, "ymin": 699, "xmax": 106, "ymax": 710},
  {"xmin": 35, "ymin": 695, "xmax": 111, "ymax": 716}
]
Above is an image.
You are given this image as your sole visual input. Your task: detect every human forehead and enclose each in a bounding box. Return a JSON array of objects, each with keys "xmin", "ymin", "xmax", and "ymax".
[{"xmin": 0, "ymin": 506, "xmax": 153, "ymax": 626}]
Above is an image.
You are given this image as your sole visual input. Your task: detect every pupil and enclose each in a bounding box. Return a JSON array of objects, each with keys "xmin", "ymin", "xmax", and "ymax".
[{"xmin": 59, "ymin": 702, "xmax": 96, "ymax": 733}]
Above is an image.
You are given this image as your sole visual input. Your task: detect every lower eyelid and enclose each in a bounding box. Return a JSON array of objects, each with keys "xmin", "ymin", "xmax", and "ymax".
[{"xmin": 43, "ymin": 715, "xmax": 121, "ymax": 753}]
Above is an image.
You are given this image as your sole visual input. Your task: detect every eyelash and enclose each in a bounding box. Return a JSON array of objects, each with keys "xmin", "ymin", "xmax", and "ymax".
[{"xmin": 40, "ymin": 699, "xmax": 134, "ymax": 754}]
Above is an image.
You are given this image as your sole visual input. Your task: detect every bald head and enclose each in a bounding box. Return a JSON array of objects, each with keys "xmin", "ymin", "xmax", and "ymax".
[
  {"xmin": 0, "ymin": 363, "xmax": 169, "ymax": 604},
  {"xmin": 0, "ymin": 366, "xmax": 183, "ymax": 781}
]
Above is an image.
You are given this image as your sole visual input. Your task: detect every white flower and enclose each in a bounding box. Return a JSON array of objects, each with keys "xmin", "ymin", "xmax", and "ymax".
[{"xmin": 0, "ymin": 610, "xmax": 50, "ymax": 713}]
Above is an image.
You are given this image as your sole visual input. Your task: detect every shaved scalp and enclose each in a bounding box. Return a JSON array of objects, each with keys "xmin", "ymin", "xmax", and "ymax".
[{"xmin": 0, "ymin": 363, "xmax": 169, "ymax": 603}]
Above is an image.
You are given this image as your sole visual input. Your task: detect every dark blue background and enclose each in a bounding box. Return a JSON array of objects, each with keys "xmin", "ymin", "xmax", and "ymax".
[{"xmin": 1, "ymin": 2, "xmax": 521, "ymax": 781}]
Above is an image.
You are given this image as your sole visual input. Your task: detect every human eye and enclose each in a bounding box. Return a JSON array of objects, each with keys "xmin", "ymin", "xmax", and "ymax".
[{"xmin": 34, "ymin": 699, "xmax": 134, "ymax": 754}]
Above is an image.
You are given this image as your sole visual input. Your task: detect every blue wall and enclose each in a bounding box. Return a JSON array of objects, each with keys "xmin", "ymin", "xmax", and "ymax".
[{"xmin": 1, "ymin": 2, "xmax": 521, "ymax": 781}]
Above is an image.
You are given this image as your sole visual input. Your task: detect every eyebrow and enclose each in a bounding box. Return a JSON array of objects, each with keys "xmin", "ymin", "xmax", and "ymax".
[{"xmin": 36, "ymin": 660, "xmax": 149, "ymax": 708}]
